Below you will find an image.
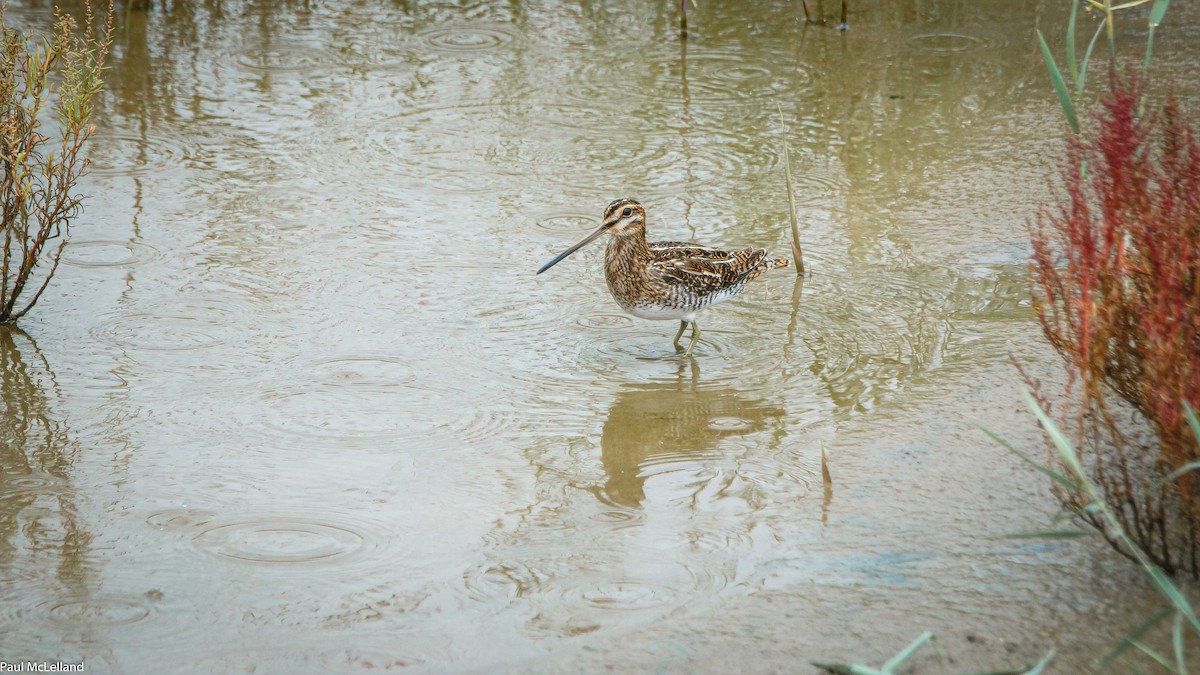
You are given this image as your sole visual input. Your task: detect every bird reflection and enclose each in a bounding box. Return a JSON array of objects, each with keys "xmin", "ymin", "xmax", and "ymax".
[{"xmin": 599, "ymin": 362, "xmax": 786, "ymax": 508}]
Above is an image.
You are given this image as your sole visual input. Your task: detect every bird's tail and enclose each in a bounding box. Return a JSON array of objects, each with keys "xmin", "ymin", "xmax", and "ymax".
[{"xmin": 739, "ymin": 254, "xmax": 789, "ymax": 283}]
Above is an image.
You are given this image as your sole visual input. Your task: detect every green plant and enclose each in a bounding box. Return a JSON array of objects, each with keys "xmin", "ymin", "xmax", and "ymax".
[
  {"xmin": 986, "ymin": 394, "xmax": 1200, "ymax": 673},
  {"xmin": 0, "ymin": 1, "xmax": 112, "ymax": 324},
  {"xmin": 1036, "ymin": 0, "xmax": 1169, "ymax": 134}
]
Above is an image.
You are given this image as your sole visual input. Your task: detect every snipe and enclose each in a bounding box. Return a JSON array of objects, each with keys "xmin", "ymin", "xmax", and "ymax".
[{"xmin": 537, "ymin": 198, "xmax": 788, "ymax": 356}]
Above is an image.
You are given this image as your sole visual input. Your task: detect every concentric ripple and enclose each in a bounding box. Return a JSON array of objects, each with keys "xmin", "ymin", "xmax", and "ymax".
[
  {"xmin": 460, "ymin": 559, "xmax": 550, "ymax": 603},
  {"xmin": 92, "ymin": 312, "xmax": 229, "ymax": 352},
  {"xmin": 707, "ymin": 416, "xmax": 755, "ymax": 432},
  {"xmin": 908, "ymin": 33, "xmax": 986, "ymax": 54},
  {"xmin": 676, "ymin": 53, "xmax": 817, "ymax": 105},
  {"xmin": 235, "ymin": 44, "xmax": 347, "ymax": 74},
  {"xmin": 575, "ymin": 310, "xmax": 636, "ymax": 330},
  {"xmin": 43, "ymin": 596, "xmax": 153, "ymax": 628},
  {"xmin": 308, "ymin": 355, "xmax": 417, "ymax": 390},
  {"xmin": 535, "ymin": 212, "xmax": 596, "ymax": 237},
  {"xmin": 86, "ymin": 131, "xmax": 194, "ymax": 177},
  {"xmin": 256, "ymin": 386, "xmax": 427, "ymax": 447},
  {"xmin": 145, "ymin": 507, "xmax": 219, "ymax": 533},
  {"xmin": 0, "ymin": 473, "xmax": 70, "ymax": 498},
  {"xmin": 416, "ymin": 25, "xmax": 517, "ymax": 52},
  {"xmin": 192, "ymin": 517, "xmax": 367, "ymax": 565},
  {"xmin": 61, "ymin": 239, "xmax": 159, "ymax": 268},
  {"xmin": 568, "ymin": 580, "xmax": 680, "ymax": 612}
]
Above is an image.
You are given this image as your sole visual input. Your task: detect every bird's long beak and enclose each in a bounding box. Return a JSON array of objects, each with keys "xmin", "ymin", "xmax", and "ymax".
[{"xmin": 536, "ymin": 221, "xmax": 611, "ymax": 275}]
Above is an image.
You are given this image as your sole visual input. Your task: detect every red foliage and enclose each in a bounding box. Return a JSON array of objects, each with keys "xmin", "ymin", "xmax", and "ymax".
[{"xmin": 1031, "ymin": 70, "xmax": 1200, "ymax": 576}]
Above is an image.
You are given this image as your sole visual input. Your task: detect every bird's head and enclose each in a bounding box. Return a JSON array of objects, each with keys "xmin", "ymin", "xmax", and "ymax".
[{"xmin": 536, "ymin": 198, "xmax": 644, "ymax": 275}]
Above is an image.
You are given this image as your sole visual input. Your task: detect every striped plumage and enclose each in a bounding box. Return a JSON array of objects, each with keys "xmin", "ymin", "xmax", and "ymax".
[{"xmin": 537, "ymin": 198, "xmax": 789, "ymax": 356}]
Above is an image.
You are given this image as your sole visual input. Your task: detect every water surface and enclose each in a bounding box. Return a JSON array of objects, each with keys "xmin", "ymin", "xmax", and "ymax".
[{"xmin": 3, "ymin": 0, "xmax": 1199, "ymax": 671}]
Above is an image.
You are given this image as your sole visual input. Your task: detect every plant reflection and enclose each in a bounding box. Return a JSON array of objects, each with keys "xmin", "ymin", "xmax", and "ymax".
[{"xmin": 0, "ymin": 327, "xmax": 88, "ymax": 593}]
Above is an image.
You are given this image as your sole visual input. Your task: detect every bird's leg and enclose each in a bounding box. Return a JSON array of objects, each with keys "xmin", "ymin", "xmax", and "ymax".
[
  {"xmin": 672, "ymin": 320, "xmax": 688, "ymax": 350},
  {"xmin": 683, "ymin": 321, "xmax": 701, "ymax": 357}
]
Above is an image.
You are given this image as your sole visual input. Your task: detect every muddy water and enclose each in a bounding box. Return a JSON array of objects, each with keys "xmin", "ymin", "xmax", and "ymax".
[{"xmin": 2, "ymin": 0, "xmax": 1198, "ymax": 672}]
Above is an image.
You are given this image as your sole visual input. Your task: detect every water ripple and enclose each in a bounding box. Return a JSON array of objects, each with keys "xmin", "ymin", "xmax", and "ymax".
[
  {"xmin": 676, "ymin": 52, "xmax": 817, "ymax": 105},
  {"xmin": 908, "ymin": 33, "xmax": 987, "ymax": 54},
  {"xmin": 194, "ymin": 519, "xmax": 366, "ymax": 564},
  {"xmin": 91, "ymin": 311, "xmax": 232, "ymax": 352},
  {"xmin": 44, "ymin": 596, "xmax": 153, "ymax": 628},
  {"xmin": 0, "ymin": 472, "xmax": 71, "ymax": 499},
  {"xmin": 460, "ymin": 559, "xmax": 549, "ymax": 603},
  {"xmin": 416, "ymin": 25, "xmax": 517, "ymax": 53},
  {"xmin": 235, "ymin": 43, "xmax": 347, "ymax": 74},
  {"xmin": 188, "ymin": 510, "xmax": 394, "ymax": 572},
  {"xmin": 357, "ymin": 103, "xmax": 781, "ymax": 195},
  {"xmin": 61, "ymin": 240, "xmax": 159, "ymax": 268},
  {"xmin": 86, "ymin": 130, "xmax": 195, "ymax": 178},
  {"xmin": 535, "ymin": 212, "xmax": 597, "ymax": 237}
]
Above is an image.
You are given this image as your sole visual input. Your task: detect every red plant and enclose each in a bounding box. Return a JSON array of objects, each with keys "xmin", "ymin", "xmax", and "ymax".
[{"xmin": 1031, "ymin": 70, "xmax": 1200, "ymax": 576}]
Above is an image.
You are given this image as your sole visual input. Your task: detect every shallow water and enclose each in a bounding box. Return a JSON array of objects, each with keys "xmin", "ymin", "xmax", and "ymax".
[{"xmin": 2, "ymin": 0, "xmax": 1199, "ymax": 672}]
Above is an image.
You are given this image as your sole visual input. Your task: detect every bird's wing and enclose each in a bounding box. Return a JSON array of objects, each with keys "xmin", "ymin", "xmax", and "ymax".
[{"xmin": 647, "ymin": 243, "xmax": 768, "ymax": 295}]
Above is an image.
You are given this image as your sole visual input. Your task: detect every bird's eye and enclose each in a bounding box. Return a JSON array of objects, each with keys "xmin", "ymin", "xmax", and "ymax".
[{"xmin": 622, "ymin": 207, "xmax": 632, "ymax": 217}]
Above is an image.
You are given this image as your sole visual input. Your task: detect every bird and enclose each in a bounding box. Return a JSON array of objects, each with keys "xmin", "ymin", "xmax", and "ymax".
[{"xmin": 536, "ymin": 198, "xmax": 789, "ymax": 357}]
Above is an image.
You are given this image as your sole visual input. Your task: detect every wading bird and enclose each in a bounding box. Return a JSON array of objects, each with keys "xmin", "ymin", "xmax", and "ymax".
[{"xmin": 537, "ymin": 198, "xmax": 788, "ymax": 357}]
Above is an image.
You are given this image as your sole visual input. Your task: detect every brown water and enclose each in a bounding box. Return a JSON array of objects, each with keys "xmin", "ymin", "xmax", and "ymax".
[{"xmin": 2, "ymin": 0, "xmax": 1199, "ymax": 672}]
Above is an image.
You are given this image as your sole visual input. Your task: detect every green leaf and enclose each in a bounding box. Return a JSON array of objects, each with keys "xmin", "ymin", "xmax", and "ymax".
[
  {"xmin": 1036, "ymin": 30, "xmax": 1079, "ymax": 133},
  {"xmin": 1144, "ymin": 566, "xmax": 1200, "ymax": 635},
  {"xmin": 1129, "ymin": 639, "xmax": 1178, "ymax": 673},
  {"xmin": 1066, "ymin": 0, "xmax": 1078, "ymax": 83},
  {"xmin": 1103, "ymin": 607, "xmax": 1172, "ymax": 669},
  {"xmin": 1172, "ymin": 610, "xmax": 1186, "ymax": 674},
  {"xmin": 1078, "ymin": 19, "xmax": 1105, "ymax": 96},
  {"xmin": 1150, "ymin": 0, "xmax": 1170, "ymax": 24},
  {"xmin": 1184, "ymin": 402, "xmax": 1200, "ymax": 447},
  {"xmin": 979, "ymin": 424, "xmax": 1083, "ymax": 492},
  {"xmin": 1024, "ymin": 650, "xmax": 1056, "ymax": 675},
  {"xmin": 1022, "ymin": 391, "xmax": 1087, "ymax": 484},
  {"xmin": 1155, "ymin": 461, "xmax": 1200, "ymax": 489},
  {"xmin": 882, "ymin": 632, "xmax": 934, "ymax": 673},
  {"xmin": 1144, "ymin": 0, "xmax": 1170, "ymax": 73}
]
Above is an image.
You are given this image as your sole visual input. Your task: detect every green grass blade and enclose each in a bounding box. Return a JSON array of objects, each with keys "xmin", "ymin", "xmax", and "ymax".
[
  {"xmin": 1130, "ymin": 639, "xmax": 1179, "ymax": 672},
  {"xmin": 979, "ymin": 424, "xmax": 1083, "ymax": 491},
  {"xmin": 1078, "ymin": 19, "xmax": 1105, "ymax": 96},
  {"xmin": 1037, "ymin": 30, "xmax": 1079, "ymax": 133},
  {"xmin": 881, "ymin": 632, "xmax": 934, "ymax": 673},
  {"xmin": 1022, "ymin": 391, "xmax": 1087, "ymax": 481},
  {"xmin": 1172, "ymin": 610, "xmax": 1186, "ymax": 674},
  {"xmin": 1154, "ymin": 461, "xmax": 1200, "ymax": 489},
  {"xmin": 1144, "ymin": 566, "xmax": 1200, "ymax": 635},
  {"xmin": 1024, "ymin": 650, "xmax": 1056, "ymax": 675},
  {"xmin": 1149, "ymin": 0, "xmax": 1170, "ymax": 20},
  {"xmin": 1184, "ymin": 402, "xmax": 1200, "ymax": 446},
  {"xmin": 1103, "ymin": 606, "xmax": 1172, "ymax": 669},
  {"xmin": 1143, "ymin": 0, "xmax": 1169, "ymax": 73},
  {"xmin": 1066, "ymin": 0, "xmax": 1078, "ymax": 82}
]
